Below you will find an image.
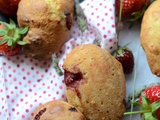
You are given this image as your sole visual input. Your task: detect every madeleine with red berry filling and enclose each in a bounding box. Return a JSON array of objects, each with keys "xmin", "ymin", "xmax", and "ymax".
[
  {"xmin": 63, "ymin": 44, "xmax": 126, "ymax": 120},
  {"xmin": 33, "ymin": 100, "xmax": 85, "ymax": 120}
]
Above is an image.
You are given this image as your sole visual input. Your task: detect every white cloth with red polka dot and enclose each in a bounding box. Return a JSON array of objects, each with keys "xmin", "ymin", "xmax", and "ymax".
[{"xmin": 0, "ymin": 0, "xmax": 117, "ymax": 119}]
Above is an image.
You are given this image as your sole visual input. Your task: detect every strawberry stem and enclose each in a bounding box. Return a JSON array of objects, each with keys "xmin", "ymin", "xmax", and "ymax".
[
  {"xmin": 117, "ymin": 0, "xmax": 123, "ymax": 48},
  {"xmin": 129, "ymin": 45, "xmax": 140, "ymax": 120},
  {"xmin": 124, "ymin": 109, "xmax": 151, "ymax": 115},
  {"xmin": 119, "ymin": 0, "xmax": 123, "ymax": 23}
]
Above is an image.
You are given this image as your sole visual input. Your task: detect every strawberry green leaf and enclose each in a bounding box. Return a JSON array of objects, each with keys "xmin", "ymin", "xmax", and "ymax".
[
  {"xmin": 143, "ymin": 112, "xmax": 157, "ymax": 120},
  {"xmin": 7, "ymin": 39, "xmax": 12, "ymax": 46},
  {"xmin": 17, "ymin": 41, "xmax": 27, "ymax": 45},
  {"xmin": 127, "ymin": 4, "xmax": 148, "ymax": 29},
  {"xmin": 141, "ymin": 92, "xmax": 150, "ymax": 107},
  {"xmin": 9, "ymin": 19, "xmax": 16, "ymax": 28},
  {"xmin": 132, "ymin": 101, "xmax": 142, "ymax": 107},
  {"xmin": 0, "ymin": 21, "xmax": 10, "ymax": 29},
  {"xmin": 140, "ymin": 93, "xmax": 160, "ymax": 120},
  {"xmin": 0, "ymin": 37, "xmax": 8, "ymax": 45},
  {"xmin": 141, "ymin": 115, "xmax": 145, "ymax": 120},
  {"xmin": 19, "ymin": 26, "xmax": 28, "ymax": 34},
  {"xmin": 0, "ymin": 28, "xmax": 7, "ymax": 36},
  {"xmin": 151, "ymin": 100, "xmax": 160, "ymax": 119},
  {"xmin": 0, "ymin": 19, "xmax": 29, "ymax": 49},
  {"xmin": 117, "ymin": 48, "xmax": 123, "ymax": 55}
]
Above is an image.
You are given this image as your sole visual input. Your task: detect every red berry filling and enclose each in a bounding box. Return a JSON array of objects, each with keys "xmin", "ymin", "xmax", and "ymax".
[
  {"xmin": 34, "ymin": 108, "xmax": 47, "ymax": 120},
  {"xmin": 64, "ymin": 70, "xmax": 83, "ymax": 98},
  {"xmin": 68, "ymin": 107, "xmax": 78, "ymax": 112},
  {"xmin": 65, "ymin": 13, "xmax": 72, "ymax": 30},
  {"xmin": 64, "ymin": 70, "xmax": 83, "ymax": 86}
]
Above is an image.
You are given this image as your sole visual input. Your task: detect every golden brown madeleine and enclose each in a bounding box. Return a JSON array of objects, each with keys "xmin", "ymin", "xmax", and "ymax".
[
  {"xmin": 17, "ymin": 0, "xmax": 74, "ymax": 59},
  {"xmin": 140, "ymin": 0, "xmax": 160, "ymax": 76},
  {"xmin": 33, "ymin": 100, "xmax": 85, "ymax": 120},
  {"xmin": 63, "ymin": 44, "xmax": 126, "ymax": 120}
]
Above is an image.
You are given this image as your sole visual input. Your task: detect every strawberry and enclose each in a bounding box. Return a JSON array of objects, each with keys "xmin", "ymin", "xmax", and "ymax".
[
  {"xmin": 0, "ymin": 0, "xmax": 20, "ymax": 17},
  {"xmin": 114, "ymin": 0, "xmax": 134, "ymax": 74},
  {"xmin": 112, "ymin": 46, "xmax": 134, "ymax": 74},
  {"xmin": 115, "ymin": 0, "xmax": 150, "ymax": 19},
  {"xmin": 0, "ymin": 19, "xmax": 28, "ymax": 56},
  {"xmin": 139, "ymin": 85, "xmax": 160, "ymax": 120},
  {"xmin": 0, "ymin": 42, "xmax": 22, "ymax": 56},
  {"xmin": 124, "ymin": 85, "xmax": 160, "ymax": 120}
]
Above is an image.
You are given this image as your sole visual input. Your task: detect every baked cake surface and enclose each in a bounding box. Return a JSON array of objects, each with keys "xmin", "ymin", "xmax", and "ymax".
[
  {"xmin": 63, "ymin": 44, "xmax": 126, "ymax": 120},
  {"xmin": 140, "ymin": 0, "xmax": 160, "ymax": 76},
  {"xmin": 33, "ymin": 100, "xmax": 85, "ymax": 120}
]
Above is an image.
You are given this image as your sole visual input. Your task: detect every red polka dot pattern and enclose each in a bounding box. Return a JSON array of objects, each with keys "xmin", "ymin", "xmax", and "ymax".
[
  {"xmin": 0, "ymin": 0, "xmax": 117, "ymax": 119},
  {"xmin": 0, "ymin": 55, "xmax": 66, "ymax": 120},
  {"xmin": 65, "ymin": 0, "xmax": 117, "ymax": 52}
]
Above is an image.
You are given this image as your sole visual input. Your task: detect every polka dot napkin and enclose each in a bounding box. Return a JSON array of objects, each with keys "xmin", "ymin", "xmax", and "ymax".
[{"xmin": 0, "ymin": 0, "xmax": 117, "ymax": 119}]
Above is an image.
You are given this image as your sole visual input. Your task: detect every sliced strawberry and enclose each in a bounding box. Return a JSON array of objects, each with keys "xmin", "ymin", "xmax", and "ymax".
[
  {"xmin": 0, "ymin": 19, "xmax": 28, "ymax": 56},
  {"xmin": 112, "ymin": 46, "xmax": 134, "ymax": 74}
]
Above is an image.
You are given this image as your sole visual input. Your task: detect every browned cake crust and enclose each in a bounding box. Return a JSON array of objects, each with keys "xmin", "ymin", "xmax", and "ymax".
[
  {"xmin": 33, "ymin": 100, "xmax": 85, "ymax": 120},
  {"xmin": 63, "ymin": 44, "xmax": 126, "ymax": 120},
  {"xmin": 140, "ymin": 0, "xmax": 160, "ymax": 76},
  {"xmin": 17, "ymin": 0, "xmax": 74, "ymax": 59}
]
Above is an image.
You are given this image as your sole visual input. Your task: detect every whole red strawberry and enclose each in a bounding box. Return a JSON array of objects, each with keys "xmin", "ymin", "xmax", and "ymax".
[
  {"xmin": 115, "ymin": 0, "xmax": 150, "ymax": 20},
  {"xmin": 124, "ymin": 85, "xmax": 160, "ymax": 120},
  {"xmin": 139, "ymin": 85, "xmax": 160, "ymax": 120},
  {"xmin": 112, "ymin": 46, "xmax": 134, "ymax": 74},
  {"xmin": 0, "ymin": 19, "xmax": 28, "ymax": 56},
  {"xmin": 0, "ymin": 0, "xmax": 20, "ymax": 17}
]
